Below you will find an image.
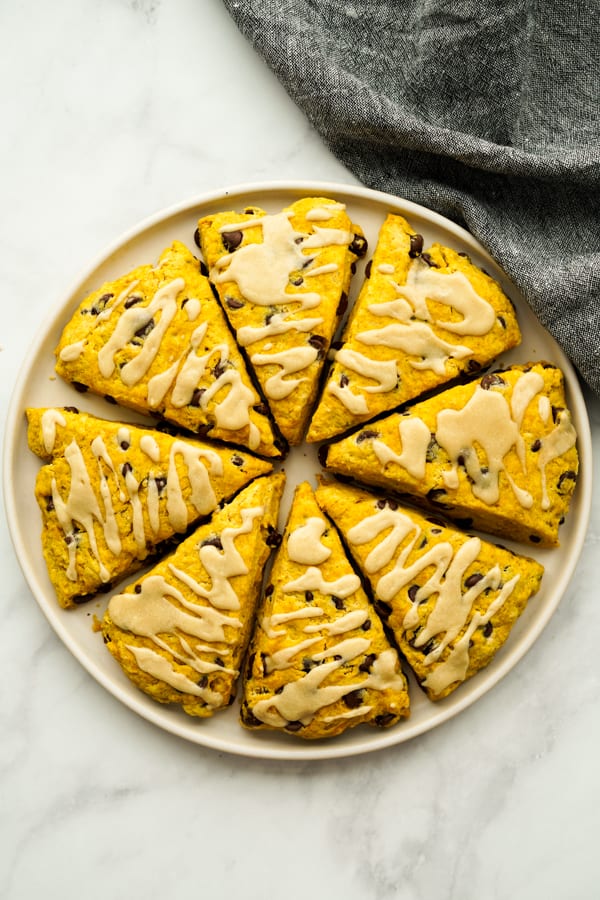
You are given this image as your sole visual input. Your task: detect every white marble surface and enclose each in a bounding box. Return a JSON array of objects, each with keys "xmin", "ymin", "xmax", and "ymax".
[{"xmin": 1, "ymin": 2, "xmax": 599, "ymax": 898}]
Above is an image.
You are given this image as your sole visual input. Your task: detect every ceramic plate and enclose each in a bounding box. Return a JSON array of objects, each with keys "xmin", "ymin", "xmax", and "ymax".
[{"xmin": 4, "ymin": 181, "xmax": 592, "ymax": 760}]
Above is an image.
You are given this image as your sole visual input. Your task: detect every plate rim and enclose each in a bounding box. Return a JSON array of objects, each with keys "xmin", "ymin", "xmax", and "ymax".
[{"xmin": 3, "ymin": 179, "xmax": 593, "ymax": 760}]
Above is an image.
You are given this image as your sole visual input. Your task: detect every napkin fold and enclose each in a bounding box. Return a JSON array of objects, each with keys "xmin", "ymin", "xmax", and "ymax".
[{"xmin": 223, "ymin": 0, "xmax": 600, "ymax": 395}]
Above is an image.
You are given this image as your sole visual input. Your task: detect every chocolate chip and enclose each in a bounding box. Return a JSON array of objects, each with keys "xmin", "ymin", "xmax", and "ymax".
[
  {"xmin": 64, "ymin": 406, "xmax": 79, "ymax": 414},
  {"xmin": 222, "ymin": 230, "xmax": 243, "ymax": 251},
  {"xmin": 427, "ymin": 488, "xmax": 450, "ymax": 507},
  {"xmin": 265, "ymin": 584, "xmax": 274, "ymax": 597},
  {"xmin": 343, "ymin": 689, "xmax": 365, "ymax": 709},
  {"xmin": 124, "ymin": 295, "xmax": 143, "ymax": 309},
  {"xmin": 191, "ymin": 388, "xmax": 205, "ymax": 407},
  {"xmin": 531, "ymin": 439, "xmax": 542, "ymax": 452},
  {"xmin": 421, "ymin": 252, "xmax": 437, "ymax": 267},
  {"xmin": 90, "ymin": 292, "xmax": 113, "ymax": 315},
  {"xmin": 497, "ymin": 315, "xmax": 507, "ymax": 329},
  {"xmin": 134, "ymin": 318, "xmax": 155, "ymax": 341},
  {"xmin": 104, "ymin": 395, "xmax": 117, "ymax": 404},
  {"xmin": 45, "ymin": 497, "xmax": 54, "ymax": 512},
  {"xmin": 201, "ymin": 535, "xmax": 223, "ymax": 550},
  {"xmin": 483, "ymin": 621, "xmax": 494, "ymax": 637},
  {"xmin": 134, "ymin": 584, "xmax": 142, "ymax": 594},
  {"xmin": 73, "ymin": 382, "xmax": 88, "ymax": 393},
  {"xmin": 408, "ymin": 585, "xmax": 420, "ymax": 602},
  {"xmin": 349, "ymin": 234, "xmax": 368, "ymax": 258},
  {"xmin": 241, "ymin": 707, "xmax": 262, "ymax": 727},
  {"xmin": 290, "ymin": 276, "xmax": 304, "ymax": 286},
  {"xmin": 213, "ymin": 359, "xmax": 228, "ymax": 379},
  {"xmin": 225, "ymin": 296, "xmax": 244, "ymax": 309},
  {"xmin": 285, "ymin": 720, "xmax": 304, "ymax": 732},
  {"xmin": 465, "ymin": 572, "xmax": 483, "ymax": 588},
  {"xmin": 120, "ymin": 440, "xmax": 130, "ymax": 451},
  {"xmin": 375, "ymin": 713, "xmax": 397, "ymax": 727},
  {"xmin": 409, "ymin": 233, "xmax": 424, "ymax": 258},
  {"xmin": 356, "ymin": 429, "xmax": 379, "ymax": 444},
  {"xmin": 266, "ymin": 527, "xmax": 282, "ymax": 548},
  {"xmin": 308, "ymin": 334, "xmax": 326, "ymax": 351},
  {"xmin": 359, "ymin": 654, "xmax": 376, "ymax": 673},
  {"xmin": 332, "ymin": 597, "xmax": 345, "ymax": 610},
  {"xmin": 480, "ymin": 373, "xmax": 506, "ymax": 390},
  {"xmin": 231, "ymin": 454, "xmax": 244, "ymax": 467},
  {"xmin": 529, "ymin": 534, "xmax": 542, "ymax": 543},
  {"xmin": 154, "ymin": 477, "xmax": 167, "ymax": 493},
  {"xmin": 305, "ymin": 590, "xmax": 314, "ymax": 603},
  {"xmin": 121, "ymin": 462, "xmax": 133, "ymax": 476},
  {"xmin": 365, "ymin": 260, "xmax": 372, "ymax": 278},
  {"xmin": 558, "ymin": 470, "xmax": 577, "ymax": 490},
  {"xmin": 254, "ymin": 403, "xmax": 268, "ymax": 416},
  {"xmin": 361, "ymin": 619, "xmax": 371, "ymax": 631},
  {"xmin": 199, "ymin": 260, "xmax": 209, "ymax": 277},
  {"xmin": 193, "ymin": 227, "xmax": 201, "ymax": 248}
]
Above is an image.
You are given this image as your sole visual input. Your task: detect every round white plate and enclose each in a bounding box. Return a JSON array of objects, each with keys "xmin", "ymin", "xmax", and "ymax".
[{"xmin": 4, "ymin": 181, "xmax": 592, "ymax": 760}]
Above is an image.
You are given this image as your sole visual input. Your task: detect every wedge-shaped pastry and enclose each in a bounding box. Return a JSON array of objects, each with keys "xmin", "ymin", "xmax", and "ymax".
[
  {"xmin": 102, "ymin": 473, "xmax": 285, "ymax": 717},
  {"xmin": 240, "ymin": 481, "xmax": 410, "ymax": 739},
  {"xmin": 26, "ymin": 407, "xmax": 273, "ymax": 608},
  {"xmin": 307, "ymin": 214, "xmax": 521, "ymax": 442},
  {"xmin": 54, "ymin": 241, "xmax": 282, "ymax": 458},
  {"xmin": 315, "ymin": 480, "xmax": 544, "ymax": 701},
  {"xmin": 197, "ymin": 197, "xmax": 367, "ymax": 445},
  {"xmin": 321, "ymin": 362, "xmax": 578, "ymax": 547}
]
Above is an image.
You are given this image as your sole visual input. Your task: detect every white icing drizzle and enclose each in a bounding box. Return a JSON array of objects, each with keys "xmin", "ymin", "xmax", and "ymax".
[
  {"xmin": 329, "ymin": 256, "xmax": 496, "ymax": 411},
  {"xmin": 168, "ymin": 507, "xmax": 264, "ymax": 610},
  {"xmin": 356, "ymin": 321, "xmax": 472, "ymax": 375},
  {"xmin": 59, "ymin": 340, "xmax": 86, "ymax": 362},
  {"xmin": 237, "ymin": 313, "xmax": 323, "ymax": 347},
  {"xmin": 346, "ymin": 506, "xmax": 519, "ymax": 693},
  {"xmin": 283, "ymin": 566, "xmax": 361, "ymax": 598},
  {"xmin": 538, "ymin": 394, "xmax": 551, "ymax": 423},
  {"xmin": 97, "ymin": 278, "xmax": 183, "ymax": 382},
  {"xmin": 304, "ymin": 609, "xmax": 368, "ymax": 634},
  {"xmin": 537, "ymin": 410, "xmax": 577, "ymax": 509},
  {"xmin": 213, "ymin": 213, "xmax": 321, "ymax": 309},
  {"xmin": 305, "ymin": 203, "xmax": 346, "ymax": 221},
  {"xmin": 250, "ymin": 345, "xmax": 319, "ymax": 400},
  {"xmin": 211, "ymin": 208, "xmax": 351, "ymax": 406},
  {"xmin": 328, "ymin": 380, "xmax": 369, "ymax": 415},
  {"xmin": 334, "ymin": 348, "xmax": 398, "ymax": 392},
  {"xmin": 108, "ymin": 504, "xmax": 266, "ymax": 704},
  {"xmin": 365, "ymin": 372, "xmax": 568, "ymax": 512},
  {"xmin": 140, "ymin": 434, "xmax": 160, "ymax": 462},
  {"xmin": 51, "ymin": 440, "xmax": 112, "ymax": 583},
  {"xmin": 287, "ymin": 516, "xmax": 331, "ymax": 565},
  {"xmin": 126, "ymin": 645, "xmax": 224, "ymax": 704},
  {"xmin": 165, "ymin": 442, "xmax": 222, "ymax": 532},
  {"xmin": 40, "ymin": 409, "xmax": 66, "ymax": 454},
  {"xmin": 262, "ymin": 607, "xmax": 325, "ymax": 638},
  {"xmin": 372, "ymin": 418, "xmax": 431, "ymax": 479},
  {"xmin": 184, "ymin": 297, "xmax": 201, "ymax": 321}
]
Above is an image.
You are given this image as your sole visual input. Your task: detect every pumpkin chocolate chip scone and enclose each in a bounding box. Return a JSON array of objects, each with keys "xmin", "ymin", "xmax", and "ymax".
[
  {"xmin": 315, "ymin": 480, "xmax": 544, "ymax": 702},
  {"xmin": 26, "ymin": 407, "xmax": 273, "ymax": 609},
  {"xmin": 196, "ymin": 197, "xmax": 367, "ymax": 445},
  {"xmin": 54, "ymin": 240, "xmax": 282, "ymax": 458},
  {"xmin": 102, "ymin": 473, "xmax": 285, "ymax": 718},
  {"xmin": 321, "ymin": 362, "xmax": 578, "ymax": 547},
  {"xmin": 240, "ymin": 481, "xmax": 410, "ymax": 739},
  {"xmin": 307, "ymin": 213, "xmax": 521, "ymax": 443}
]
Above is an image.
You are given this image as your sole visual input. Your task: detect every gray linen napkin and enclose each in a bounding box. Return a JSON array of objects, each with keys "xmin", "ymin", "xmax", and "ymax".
[{"xmin": 223, "ymin": 0, "xmax": 600, "ymax": 395}]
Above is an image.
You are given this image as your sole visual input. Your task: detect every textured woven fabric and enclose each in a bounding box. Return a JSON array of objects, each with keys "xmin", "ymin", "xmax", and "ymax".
[{"xmin": 223, "ymin": 0, "xmax": 600, "ymax": 394}]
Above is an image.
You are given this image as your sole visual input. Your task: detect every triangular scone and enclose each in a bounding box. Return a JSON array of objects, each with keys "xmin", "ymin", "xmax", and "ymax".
[
  {"xmin": 54, "ymin": 241, "xmax": 282, "ymax": 458},
  {"xmin": 307, "ymin": 214, "xmax": 521, "ymax": 442},
  {"xmin": 321, "ymin": 362, "xmax": 578, "ymax": 547},
  {"xmin": 101, "ymin": 473, "xmax": 285, "ymax": 718},
  {"xmin": 196, "ymin": 197, "xmax": 367, "ymax": 445},
  {"xmin": 240, "ymin": 481, "xmax": 410, "ymax": 739},
  {"xmin": 315, "ymin": 480, "xmax": 544, "ymax": 701},
  {"xmin": 26, "ymin": 407, "xmax": 273, "ymax": 608}
]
